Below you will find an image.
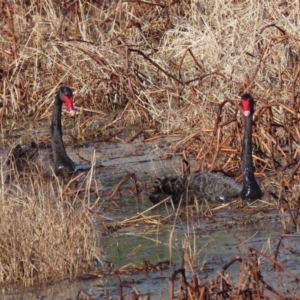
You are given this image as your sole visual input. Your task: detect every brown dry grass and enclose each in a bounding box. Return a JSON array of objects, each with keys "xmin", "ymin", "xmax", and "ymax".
[
  {"xmin": 0, "ymin": 165, "xmax": 102, "ymax": 287},
  {"xmin": 2, "ymin": 0, "xmax": 300, "ymax": 292},
  {"xmin": 0, "ymin": 1, "xmax": 299, "ymax": 123},
  {"xmin": 1, "ymin": 0, "xmax": 300, "ymax": 177}
]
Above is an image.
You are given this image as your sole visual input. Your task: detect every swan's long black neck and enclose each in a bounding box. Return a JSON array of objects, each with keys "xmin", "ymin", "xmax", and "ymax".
[
  {"xmin": 241, "ymin": 115, "xmax": 254, "ymax": 179},
  {"xmin": 240, "ymin": 111, "xmax": 262, "ymax": 201},
  {"xmin": 51, "ymin": 95, "xmax": 68, "ymax": 165}
]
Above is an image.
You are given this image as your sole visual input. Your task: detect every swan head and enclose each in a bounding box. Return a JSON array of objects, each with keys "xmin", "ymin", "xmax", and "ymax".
[
  {"xmin": 240, "ymin": 93, "xmax": 254, "ymax": 117},
  {"xmin": 59, "ymin": 86, "xmax": 76, "ymax": 116}
]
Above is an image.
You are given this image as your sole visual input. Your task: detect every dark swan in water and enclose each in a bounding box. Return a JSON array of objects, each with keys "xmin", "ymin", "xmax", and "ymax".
[
  {"xmin": 7, "ymin": 86, "xmax": 76, "ymax": 178},
  {"xmin": 149, "ymin": 93, "xmax": 262, "ymax": 204}
]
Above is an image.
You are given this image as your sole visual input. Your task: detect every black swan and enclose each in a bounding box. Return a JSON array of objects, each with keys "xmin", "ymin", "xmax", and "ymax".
[
  {"xmin": 149, "ymin": 93, "xmax": 262, "ymax": 204},
  {"xmin": 7, "ymin": 86, "xmax": 76, "ymax": 178}
]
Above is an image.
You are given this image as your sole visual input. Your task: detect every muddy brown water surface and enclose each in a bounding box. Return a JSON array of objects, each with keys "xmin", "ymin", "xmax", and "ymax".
[{"xmin": 1, "ymin": 128, "xmax": 300, "ymax": 299}]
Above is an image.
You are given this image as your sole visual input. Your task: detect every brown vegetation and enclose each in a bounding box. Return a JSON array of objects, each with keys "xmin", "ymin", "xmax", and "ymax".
[
  {"xmin": 1, "ymin": 0, "xmax": 300, "ymax": 182},
  {"xmin": 1, "ymin": 0, "xmax": 300, "ymax": 297},
  {"xmin": 110, "ymin": 245, "xmax": 300, "ymax": 299},
  {"xmin": 0, "ymin": 163, "xmax": 102, "ymax": 287}
]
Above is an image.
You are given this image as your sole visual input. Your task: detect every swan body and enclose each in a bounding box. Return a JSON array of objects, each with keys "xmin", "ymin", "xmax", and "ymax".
[
  {"xmin": 7, "ymin": 86, "xmax": 76, "ymax": 178},
  {"xmin": 149, "ymin": 93, "xmax": 262, "ymax": 204},
  {"xmin": 149, "ymin": 172, "xmax": 242, "ymax": 204}
]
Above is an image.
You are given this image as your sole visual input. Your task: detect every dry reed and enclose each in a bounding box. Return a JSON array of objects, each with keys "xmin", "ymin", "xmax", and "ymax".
[
  {"xmin": 0, "ymin": 1, "xmax": 299, "ymax": 123},
  {"xmin": 1, "ymin": 0, "xmax": 300, "ymax": 188},
  {"xmin": 2, "ymin": 0, "xmax": 300, "ymax": 295},
  {"xmin": 0, "ymin": 166, "xmax": 102, "ymax": 287}
]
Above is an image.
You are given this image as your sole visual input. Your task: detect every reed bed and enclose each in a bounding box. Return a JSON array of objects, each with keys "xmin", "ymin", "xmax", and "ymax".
[
  {"xmin": 0, "ymin": 167, "xmax": 102, "ymax": 287},
  {"xmin": 1, "ymin": 0, "xmax": 300, "ymax": 185},
  {"xmin": 0, "ymin": 0, "xmax": 299, "ymax": 123},
  {"xmin": 2, "ymin": 0, "xmax": 300, "ymax": 297}
]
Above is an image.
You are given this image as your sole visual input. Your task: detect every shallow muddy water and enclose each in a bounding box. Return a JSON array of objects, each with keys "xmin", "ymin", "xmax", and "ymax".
[{"xmin": 1, "ymin": 130, "xmax": 300, "ymax": 299}]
